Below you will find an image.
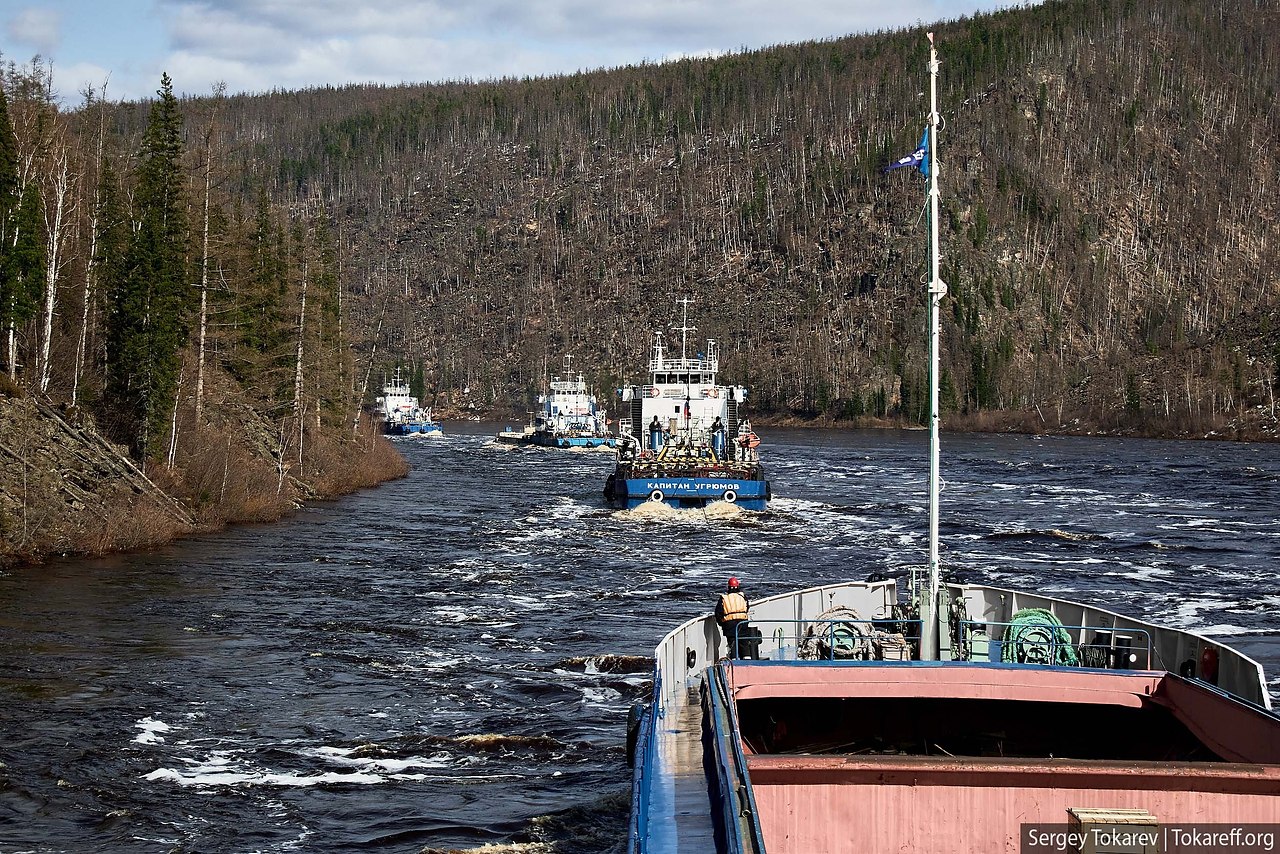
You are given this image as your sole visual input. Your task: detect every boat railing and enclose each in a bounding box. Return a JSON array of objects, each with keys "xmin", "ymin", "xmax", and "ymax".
[
  {"xmin": 953, "ymin": 583, "xmax": 1271, "ymax": 708},
  {"xmin": 730, "ymin": 618, "xmax": 922, "ymax": 662},
  {"xmin": 959, "ymin": 618, "xmax": 1154, "ymax": 669},
  {"xmin": 648, "ymin": 356, "xmax": 718, "ymax": 373},
  {"xmin": 627, "ymin": 668, "xmax": 661, "ymax": 854}
]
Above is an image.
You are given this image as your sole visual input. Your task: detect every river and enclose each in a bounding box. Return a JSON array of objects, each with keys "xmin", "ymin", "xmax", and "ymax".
[{"xmin": 1, "ymin": 424, "xmax": 1277, "ymax": 852}]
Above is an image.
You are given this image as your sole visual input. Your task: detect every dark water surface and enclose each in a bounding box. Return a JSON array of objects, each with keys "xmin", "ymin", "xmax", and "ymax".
[{"xmin": 1, "ymin": 424, "xmax": 1278, "ymax": 852}]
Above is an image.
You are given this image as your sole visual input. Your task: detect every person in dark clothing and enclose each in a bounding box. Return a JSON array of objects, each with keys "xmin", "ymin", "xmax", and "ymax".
[
  {"xmin": 709, "ymin": 416, "xmax": 726, "ymax": 458},
  {"xmin": 648, "ymin": 415, "xmax": 663, "ymax": 452},
  {"xmin": 714, "ymin": 576, "xmax": 751, "ymax": 658}
]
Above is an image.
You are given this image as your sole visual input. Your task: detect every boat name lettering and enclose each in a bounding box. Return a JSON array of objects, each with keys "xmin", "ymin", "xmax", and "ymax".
[{"xmin": 644, "ymin": 481, "xmax": 743, "ymax": 492}]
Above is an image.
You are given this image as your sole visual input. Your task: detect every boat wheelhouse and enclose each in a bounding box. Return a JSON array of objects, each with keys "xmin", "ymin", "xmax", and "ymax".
[
  {"xmin": 605, "ymin": 299, "xmax": 769, "ymax": 510},
  {"xmin": 527, "ymin": 357, "xmax": 615, "ymax": 449},
  {"xmin": 376, "ymin": 369, "xmax": 442, "ymax": 437}
]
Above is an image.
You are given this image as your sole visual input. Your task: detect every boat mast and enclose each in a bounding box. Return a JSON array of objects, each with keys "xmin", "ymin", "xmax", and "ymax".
[
  {"xmin": 676, "ymin": 297, "xmax": 695, "ymax": 364},
  {"xmin": 676, "ymin": 298, "xmax": 696, "ymax": 434},
  {"xmin": 923, "ymin": 32, "xmax": 947, "ymax": 661}
]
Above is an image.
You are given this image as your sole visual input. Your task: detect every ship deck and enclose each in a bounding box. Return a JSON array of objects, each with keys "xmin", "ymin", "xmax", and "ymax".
[
  {"xmin": 636, "ymin": 687, "xmax": 719, "ymax": 853},
  {"xmin": 629, "ymin": 581, "xmax": 1280, "ymax": 854},
  {"xmin": 731, "ymin": 661, "xmax": 1280, "ymax": 854}
]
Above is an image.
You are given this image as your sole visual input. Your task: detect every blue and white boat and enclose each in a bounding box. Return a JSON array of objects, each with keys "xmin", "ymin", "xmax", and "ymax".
[
  {"xmin": 377, "ymin": 370, "xmax": 442, "ymax": 437},
  {"xmin": 604, "ymin": 300, "xmax": 769, "ymax": 510},
  {"xmin": 528, "ymin": 357, "xmax": 615, "ymax": 449},
  {"xmin": 498, "ymin": 357, "xmax": 616, "ymax": 449}
]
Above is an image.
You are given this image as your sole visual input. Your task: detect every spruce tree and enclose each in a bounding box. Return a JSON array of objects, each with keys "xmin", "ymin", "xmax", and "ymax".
[
  {"xmin": 0, "ymin": 85, "xmax": 39, "ymax": 381},
  {"xmin": 94, "ymin": 158, "xmax": 128, "ymax": 382},
  {"xmin": 105, "ymin": 73, "xmax": 190, "ymax": 457}
]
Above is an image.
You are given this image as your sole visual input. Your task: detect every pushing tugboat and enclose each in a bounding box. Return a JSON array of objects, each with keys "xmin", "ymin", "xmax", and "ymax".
[
  {"xmin": 497, "ymin": 356, "xmax": 616, "ymax": 449},
  {"xmin": 604, "ymin": 299, "xmax": 770, "ymax": 511}
]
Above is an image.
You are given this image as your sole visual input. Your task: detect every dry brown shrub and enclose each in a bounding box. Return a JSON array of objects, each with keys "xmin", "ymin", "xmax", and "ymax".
[
  {"xmin": 0, "ymin": 373, "xmax": 23, "ymax": 398},
  {"xmin": 304, "ymin": 418, "xmax": 407, "ymax": 498},
  {"xmin": 76, "ymin": 497, "xmax": 190, "ymax": 556}
]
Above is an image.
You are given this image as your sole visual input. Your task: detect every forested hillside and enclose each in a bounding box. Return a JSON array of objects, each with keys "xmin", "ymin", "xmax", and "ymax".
[
  {"xmin": 0, "ymin": 70, "xmax": 405, "ymax": 566},
  {"xmin": 2, "ymin": 0, "xmax": 1279, "ymax": 564},
  {"xmin": 117, "ymin": 0, "xmax": 1272, "ymax": 436}
]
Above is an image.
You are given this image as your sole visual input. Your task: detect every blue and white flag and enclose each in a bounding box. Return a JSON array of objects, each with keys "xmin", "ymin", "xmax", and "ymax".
[{"xmin": 883, "ymin": 127, "xmax": 929, "ymax": 176}]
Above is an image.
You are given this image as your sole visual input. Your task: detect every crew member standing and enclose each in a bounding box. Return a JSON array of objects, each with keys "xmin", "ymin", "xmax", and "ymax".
[
  {"xmin": 648, "ymin": 415, "xmax": 663, "ymax": 452},
  {"xmin": 715, "ymin": 577, "xmax": 751, "ymax": 659},
  {"xmin": 709, "ymin": 416, "xmax": 727, "ymax": 458}
]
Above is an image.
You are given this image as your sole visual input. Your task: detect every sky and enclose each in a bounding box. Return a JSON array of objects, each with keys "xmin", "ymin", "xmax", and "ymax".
[{"xmin": 1, "ymin": 0, "xmax": 1031, "ymax": 104}]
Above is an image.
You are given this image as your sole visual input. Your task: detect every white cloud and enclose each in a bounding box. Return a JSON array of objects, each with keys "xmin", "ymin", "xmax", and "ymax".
[
  {"xmin": 124, "ymin": 0, "xmax": 1035, "ymax": 98},
  {"xmin": 5, "ymin": 7, "xmax": 62, "ymax": 56}
]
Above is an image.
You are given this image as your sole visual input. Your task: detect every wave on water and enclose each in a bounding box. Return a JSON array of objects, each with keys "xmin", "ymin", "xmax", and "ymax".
[
  {"xmin": 141, "ymin": 732, "xmax": 562, "ymax": 791},
  {"xmin": 133, "ymin": 717, "xmax": 172, "ymax": 745},
  {"xmin": 612, "ymin": 500, "xmax": 749, "ymax": 523},
  {"xmin": 987, "ymin": 528, "xmax": 1101, "ymax": 543},
  {"xmin": 141, "ymin": 749, "xmax": 430, "ymax": 789},
  {"xmin": 419, "ymin": 789, "xmax": 630, "ymax": 854},
  {"xmin": 553, "ymin": 654, "xmax": 652, "ymax": 674}
]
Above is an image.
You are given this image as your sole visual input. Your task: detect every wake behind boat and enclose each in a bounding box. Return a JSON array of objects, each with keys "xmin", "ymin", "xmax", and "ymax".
[
  {"xmin": 625, "ymin": 34, "xmax": 1280, "ymax": 853},
  {"xmin": 604, "ymin": 299, "xmax": 769, "ymax": 511}
]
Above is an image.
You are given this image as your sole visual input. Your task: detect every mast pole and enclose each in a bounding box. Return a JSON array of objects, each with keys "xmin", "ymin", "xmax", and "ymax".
[{"xmin": 924, "ymin": 32, "xmax": 947, "ymax": 660}]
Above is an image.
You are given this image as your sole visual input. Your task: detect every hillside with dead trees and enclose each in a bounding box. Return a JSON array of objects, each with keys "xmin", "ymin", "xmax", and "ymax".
[{"xmin": 2, "ymin": 0, "xmax": 1279, "ymax": 561}]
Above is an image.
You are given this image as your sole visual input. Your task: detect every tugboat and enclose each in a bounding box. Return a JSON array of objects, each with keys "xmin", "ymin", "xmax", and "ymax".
[
  {"xmin": 624, "ymin": 34, "xmax": 1280, "ymax": 853},
  {"xmin": 376, "ymin": 369, "xmax": 442, "ymax": 437},
  {"xmin": 604, "ymin": 299, "xmax": 769, "ymax": 511},
  {"xmin": 506, "ymin": 357, "xmax": 616, "ymax": 449}
]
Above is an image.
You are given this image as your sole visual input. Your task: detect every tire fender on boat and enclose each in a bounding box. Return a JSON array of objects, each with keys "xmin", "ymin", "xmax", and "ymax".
[
  {"xmin": 648, "ymin": 489, "xmax": 665, "ymax": 503},
  {"xmin": 722, "ymin": 489, "xmax": 737, "ymax": 503}
]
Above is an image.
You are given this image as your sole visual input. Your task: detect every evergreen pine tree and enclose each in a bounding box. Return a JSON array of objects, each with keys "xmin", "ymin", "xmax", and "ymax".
[
  {"xmin": 95, "ymin": 158, "xmax": 128, "ymax": 383},
  {"xmin": 2, "ymin": 182, "xmax": 47, "ymax": 380},
  {"xmin": 105, "ymin": 73, "xmax": 190, "ymax": 457},
  {"xmin": 0, "ymin": 85, "xmax": 42, "ymax": 380}
]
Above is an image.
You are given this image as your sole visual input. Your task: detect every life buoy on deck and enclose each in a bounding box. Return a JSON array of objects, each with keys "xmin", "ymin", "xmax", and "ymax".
[
  {"xmin": 648, "ymin": 489, "xmax": 665, "ymax": 503},
  {"xmin": 723, "ymin": 489, "xmax": 737, "ymax": 503},
  {"xmin": 648, "ymin": 387, "xmax": 660, "ymax": 398}
]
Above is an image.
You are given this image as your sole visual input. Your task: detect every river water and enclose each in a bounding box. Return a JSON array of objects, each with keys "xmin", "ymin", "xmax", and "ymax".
[{"xmin": 1, "ymin": 424, "xmax": 1277, "ymax": 853}]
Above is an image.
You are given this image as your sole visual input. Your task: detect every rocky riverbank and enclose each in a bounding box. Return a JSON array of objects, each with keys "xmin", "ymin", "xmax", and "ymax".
[{"xmin": 0, "ymin": 393, "xmax": 407, "ymax": 569}]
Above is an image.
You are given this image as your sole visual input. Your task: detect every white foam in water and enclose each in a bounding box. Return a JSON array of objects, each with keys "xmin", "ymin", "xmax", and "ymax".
[
  {"xmin": 1197, "ymin": 624, "xmax": 1254, "ymax": 637},
  {"xmin": 303, "ymin": 746, "xmax": 453, "ymax": 774},
  {"xmin": 143, "ymin": 765, "xmax": 392, "ymax": 788},
  {"xmin": 579, "ymin": 685, "xmax": 621, "ymax": 708},
  {"xmin": 615, "ymin": 502, "xmax": 681, "ymax": 521},
  {"xmin": 134, "ymin": 717, "xmax": 173, "ymax": 745},
  {"xmin": 142, "ymin": 744, "xmax": 458, "ymax": 789},
  {"xmin": 764, "ymin": 497, "xmax": 825, "ymax": 514},
  {"xmin": 1158, "ymin": 596, "xmax": 1245, "ymax": 634}
]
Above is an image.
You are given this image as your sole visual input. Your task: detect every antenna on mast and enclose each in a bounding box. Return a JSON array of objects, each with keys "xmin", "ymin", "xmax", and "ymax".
[{"xmin": 676, "ymin": 297, "xmax": 696, "ymax": 363}]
